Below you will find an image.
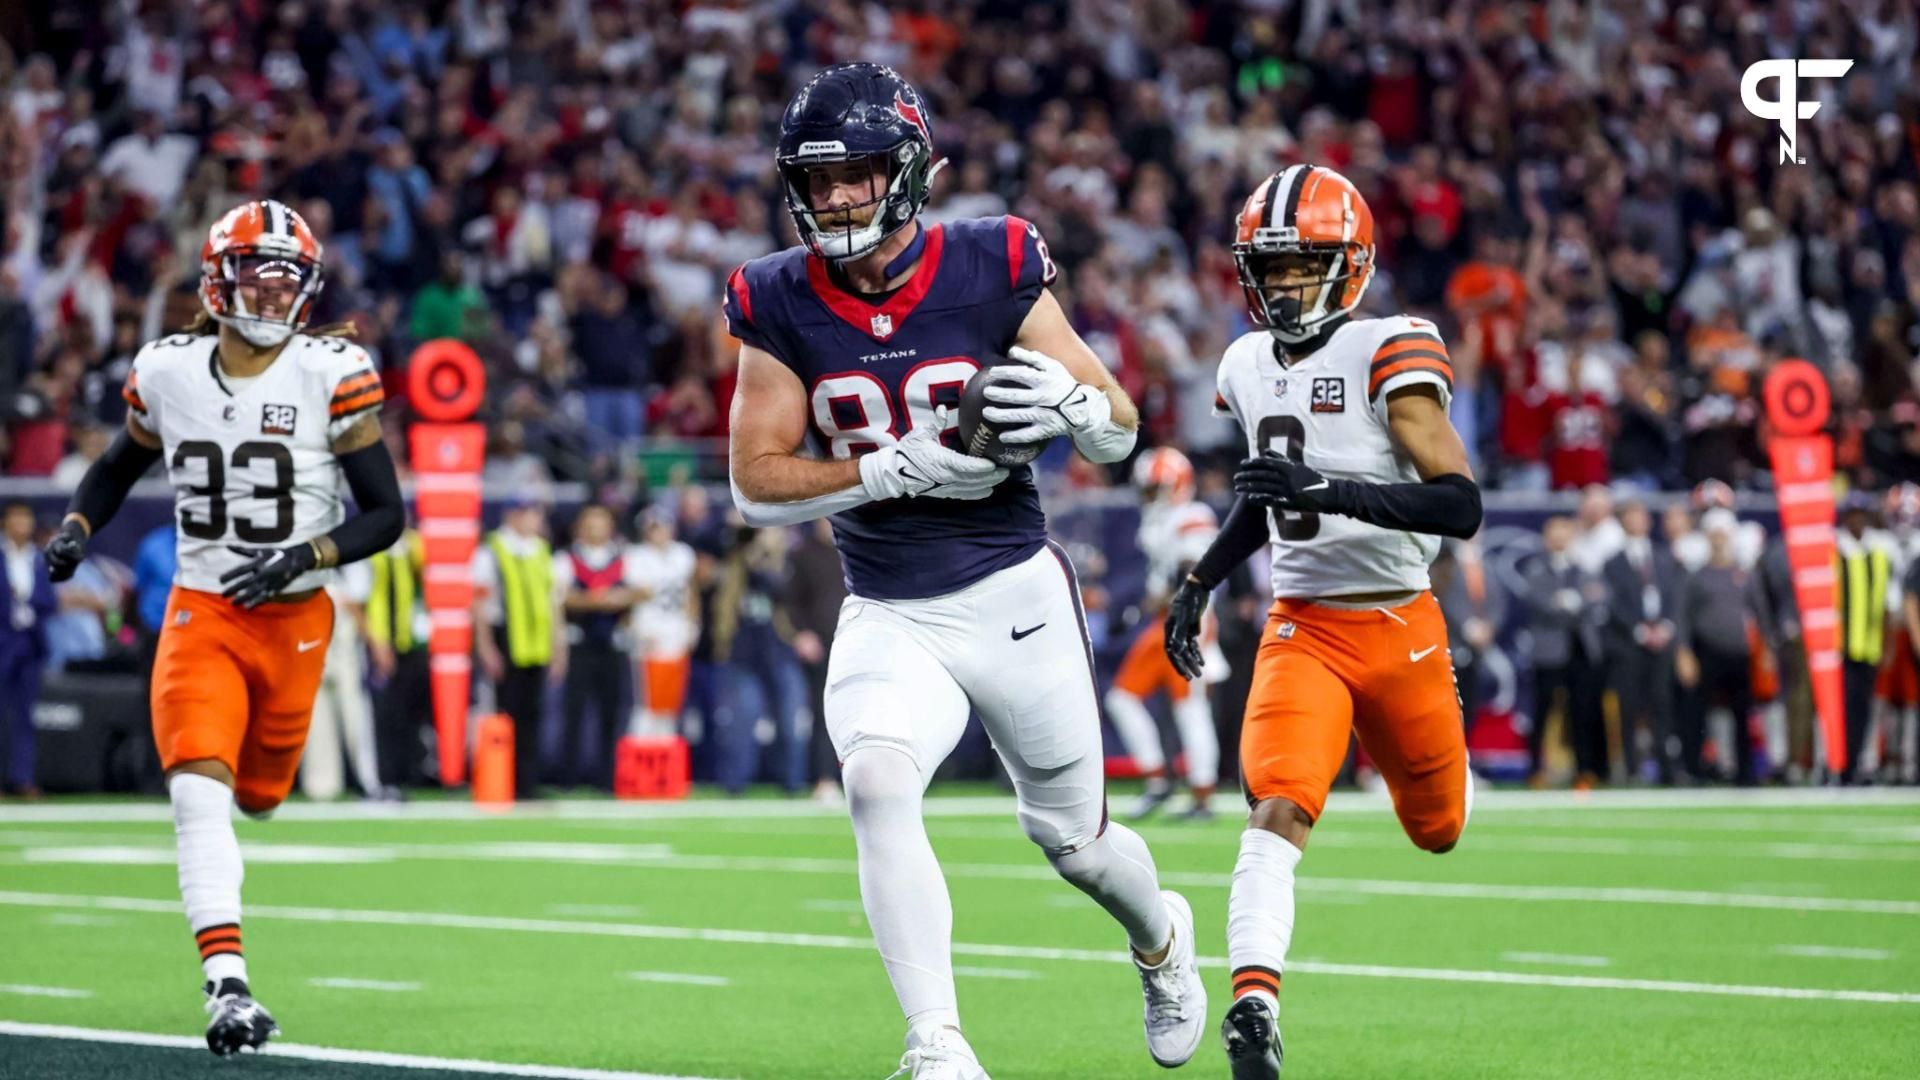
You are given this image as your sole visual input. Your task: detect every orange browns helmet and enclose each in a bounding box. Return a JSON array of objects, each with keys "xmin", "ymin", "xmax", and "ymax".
[
  {"xmin": 1232, "ymin": 164, "xmax": 1375, "ymax": 345},
  {"xmin": 1131, "ymin": 446, "xmax": 1195, "ymax": 504},
  {"xmin": 200, "ymin": 199, "xmax": 325, "ymax": 348}
]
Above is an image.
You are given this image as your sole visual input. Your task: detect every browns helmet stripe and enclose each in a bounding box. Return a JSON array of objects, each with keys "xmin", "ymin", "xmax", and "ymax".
[
  {"xmin": 1279, "ymin": 164, "xmax": 1311, "ymax": 228},
  {"xmin": 1245, "ymin": 172, "xmax": 1282, "ymax": 237}
]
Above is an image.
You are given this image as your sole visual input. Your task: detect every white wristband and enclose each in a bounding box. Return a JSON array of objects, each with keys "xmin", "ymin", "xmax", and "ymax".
[{"xmin": 1066, "ymin": 388, "xmax": 1135, "ymax": 463}]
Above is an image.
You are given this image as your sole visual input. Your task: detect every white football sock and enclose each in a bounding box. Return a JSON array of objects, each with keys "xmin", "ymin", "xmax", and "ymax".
[
  {"xmin": 1172, "ymin": 694, "xmax": 1219, "ymax": 790},
  {"xmin": 170, "ymin": 772, "xmax": 248, "ymax": 986},
  {"xmin": 1047, "ymin": 821, "xmax": 1171, "ymax": 954},
  {"xmin": 1104, "ymin": 688, "xmax": 1165, "ymax": 775},
  {"xmin": 1228, "ymin": 828, "xmax": 1303, "ymax": 1007},
  {"xmin": 843, "ymin": 746, "xmax": 958, "ymax": 1032}
]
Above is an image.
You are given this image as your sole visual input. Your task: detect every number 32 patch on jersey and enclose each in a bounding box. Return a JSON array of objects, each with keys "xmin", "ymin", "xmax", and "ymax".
[
  {"xmin": 1310, "ymin": 378, "xmax": 1345, "ymax": 414},
  {"xmin": 261, "ymin": 403, "xmax": 298, "ymax": 436}
]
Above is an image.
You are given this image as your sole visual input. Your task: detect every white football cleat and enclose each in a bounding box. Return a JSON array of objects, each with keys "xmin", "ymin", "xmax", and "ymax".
[
  {"xmin": 1134, "ymin": 890, "xmax": 1207, "ymax": 1067},
  {"xmin": 887, "ymin": 1025, "xmax": 990, "ymax": 1080}
]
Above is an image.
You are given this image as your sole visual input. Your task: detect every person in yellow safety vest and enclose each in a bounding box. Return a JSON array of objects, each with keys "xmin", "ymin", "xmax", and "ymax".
[
  {"xmin": 1836, "ymin": 492, "xmax": 1897, "ymax": 784},
  {"xmin": 366, "ymin": 526, "xmax": 432, "ymax": 787},
  {"xmin": 472, "ymin": 495, "xmax": 568, "ymax": 799}
]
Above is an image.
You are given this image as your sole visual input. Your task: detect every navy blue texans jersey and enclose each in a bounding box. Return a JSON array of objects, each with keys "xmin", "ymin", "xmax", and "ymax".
[{"xmin": 725, "ymin": 215, "xmax": 1060, "ymax": 600}]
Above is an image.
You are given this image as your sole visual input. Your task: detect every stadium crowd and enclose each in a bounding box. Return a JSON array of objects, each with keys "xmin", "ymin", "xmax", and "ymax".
[{"xmin": 3, "ymin": 1, "xmax": 1920, "ymax": 795}]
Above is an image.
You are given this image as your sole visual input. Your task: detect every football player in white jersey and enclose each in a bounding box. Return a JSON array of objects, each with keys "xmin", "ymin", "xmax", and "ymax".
[
  {"xmin": 625, "ymin": 508, "xmax": 699, "ymax": 734},
  {"xmin": 1107, "ymin": 447, "xmax": 1224, "ymax": 820},
  {"xmin": 1162, "ymin": 165, "xmax": 1484, "ymax": 1078},
  {"xmin": 43, "ymin": 200, "xmax": 405, "ymax": 1056}
]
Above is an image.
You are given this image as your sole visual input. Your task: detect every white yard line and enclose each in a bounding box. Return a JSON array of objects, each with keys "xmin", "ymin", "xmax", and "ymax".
[
  {"xmin": 799, "ymin": 899, "xmax": 865, "ymax": 914},
  {"xmin": 1499, "ymin": 952, "xmax": 1614, "ymax": 968},
  {"xmin": 307, "ymin": 977, "xmax": 423, "ymax": 992},
  {"xmin": 1772, "ymin": 945, "xmax": 1896, "ymax": 961},
  {"xmin": 0, "ymin": 891, "xmax": 1914, "ymax": 1006},
  {"xmin": 9, "ymin": 839, "xmax": 1920, "ymax": 913},
  {"xmin": 0, "ymin": 1021, "xmax": 730, "ymax": 1079},
  {"xmin": 953, "ymin": 966, "xmax": 1043, "ymax": 980},
  {"xmin": 3, "ymin": 788, "xmax": 1917, "ymax": 825},
  {"xmin": 623, "ymin": 971, "xmax": 731, "ymax": 987},
  {"xmin": 546, "ymin": 904, "xmax": 648, "ymax": 919},
  {"xmin": 0, "ymin": 984, "xmax": 93, "ymax": 999}
]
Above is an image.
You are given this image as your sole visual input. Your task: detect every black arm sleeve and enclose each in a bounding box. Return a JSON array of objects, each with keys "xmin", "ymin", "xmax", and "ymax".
[
  {"xmin": 1327, "ymin": 473, "xmax": 1483, "ymax": 540},
  {"xmin": 1188, "ymin": 496, "xmax": 1270, "ymax": 590},
  {"xmin": 68, "ymin": 430, "xmax": 163, "ymax": 533},
  {"xmin": 324, "ymin": 439, "xmax": 406, "ymax": 565}
]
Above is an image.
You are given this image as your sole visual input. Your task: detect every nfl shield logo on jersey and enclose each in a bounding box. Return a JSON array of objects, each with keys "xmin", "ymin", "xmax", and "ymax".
[
  {"xmin": 1275, "ymin": 621, "xmax": 1296, "ymax": 640},
  {"xmin": 870, "ymin": 313, "xmax": 893, "ymax": 338},
  {"xmin": 1273, "ymin": 377, "xmax": 1289, "ymax": 399}
]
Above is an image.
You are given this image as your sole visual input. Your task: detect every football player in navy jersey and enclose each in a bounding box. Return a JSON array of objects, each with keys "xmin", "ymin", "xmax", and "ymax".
[{"xmin": 726, "ymin": 63, "xmax": 1204, "ymax": 1079}]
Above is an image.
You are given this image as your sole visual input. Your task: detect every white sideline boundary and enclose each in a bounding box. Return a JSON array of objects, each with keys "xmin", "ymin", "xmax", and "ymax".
[
  {"xmin": 2, "ymin": 787, "xmax": 1917, "ymax": 824},
  {"xmin": 1, "ymin": 891, "xmax": 1916, "ymax": 1006},
  {"xmin": 0, "ymin": 1021, "xmax": 731, "ymax": 1079}
]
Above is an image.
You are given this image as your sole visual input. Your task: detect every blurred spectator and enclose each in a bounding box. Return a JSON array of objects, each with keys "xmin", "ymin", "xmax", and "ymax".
[
  {"xmin": 306, "ymin": 564, "xmax": 386, "ymax": 801},
  {"xmin": 0, "ymin": 502, "xmax": 53, "ymax": 797},
  {"xmin": 51, "ymin": 423, "xmax": 111, "ymax": 489},
  {"xmin": 409, "ymin": 251, "xmax": 487, "ymax": 342},
  {"xmin": 1523, "ymin": 516, "xmax": 1609, "ymax": 788},
  {"xmin": 626, "ymin": 507, "xmax": 698, "ymax": 736},
  {"xmin": 472, "ymin": 496, "xmax": 567, "ymax": 799},
  {"xmin": 365, "ymin": 527, "xmax": 431, "ymax": 788},
  {"xmin": 131, "ymin": 522, "xmax": 176, "ymax": 668},
  {"xmin": 784, "ymin": 517, "xmax": 848, "ymax": 801},
  {"xmin": 567, "ymin": 269, "xmax": 656, "ymax": 450},
  {"xmin": 558, "ymin": 505, "xmax": 640, "ymax": 790},
  {"xmin": 1674, "ymin": 510, "xmax": 1765, "ymax": 785},
  {"xmin": 1602, "ymin": 500, "xmax": 1682, "ymax": 784},
  {"xmin": 1542, "ymin": 353, "xmax": 1611, "ymax": 491},
  {"xmin": 1431, "ymin": 535, "xmax": 1501, "ymax": 733},
  {"xmin": 703, "ymin": 523, "xmax": 808, "ymax": 796},
  {"xmin": 97, "ymin": 108, "xmax": 197, "ymax": 213},
  {"xmin": 43, "ymin": 550, "xmax": 116, "ymax": 672},
  {"xmin": 1835, "ymin": 495, "xmax": 1897, "ymax": 783}
]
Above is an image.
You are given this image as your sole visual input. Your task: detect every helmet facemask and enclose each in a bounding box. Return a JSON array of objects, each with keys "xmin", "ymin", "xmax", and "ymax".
[
  {"xmin": 1233, "ymin": 233, "xmax": 1371, "ymax": 346},
  {"xmin": 206, "ymin": 248, "xmax": 323, "ymax": 348},
  {"xmin": 780, "ymin": 141, "xmax": 942, "ymax": 261}
]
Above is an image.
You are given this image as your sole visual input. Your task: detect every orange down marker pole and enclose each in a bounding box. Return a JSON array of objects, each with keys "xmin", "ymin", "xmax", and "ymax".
[
  {"xmin": 1762, "ymin": 360, "xmax": 1845, "ymax": 775},
  {"xmin": 405, "ymin": 340, "xmax": 488, "ymax": 788}
]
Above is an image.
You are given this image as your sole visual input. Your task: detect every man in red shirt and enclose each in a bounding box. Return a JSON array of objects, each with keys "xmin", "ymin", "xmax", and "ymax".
[{"xmin": 1543, "ymin": 352, "xmax": 1612, "ymax": 490}]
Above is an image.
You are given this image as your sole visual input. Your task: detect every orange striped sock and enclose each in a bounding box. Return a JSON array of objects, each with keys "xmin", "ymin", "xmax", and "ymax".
[
  {"xmin": 194, "ymin": 922, "xmax": 245, "ymax": 980},
  {"xmin": 1231, "ymin": 965, "xmax": 1280, "ymax": 1002}
]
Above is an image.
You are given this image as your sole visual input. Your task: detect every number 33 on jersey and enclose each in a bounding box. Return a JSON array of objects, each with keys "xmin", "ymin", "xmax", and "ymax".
[{"xmin": 123, "ymin": 332, "xmax": 384, "ymax": 595}]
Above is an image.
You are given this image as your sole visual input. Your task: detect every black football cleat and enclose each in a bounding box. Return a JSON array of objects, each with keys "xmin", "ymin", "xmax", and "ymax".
[
  {"xmin": 1221, "ymin": 995, "xmax": 1282, "ymax": 1079},
  {"xmin": 203, "ymin": 978, "xmax": 279, "ymax": 1056}
]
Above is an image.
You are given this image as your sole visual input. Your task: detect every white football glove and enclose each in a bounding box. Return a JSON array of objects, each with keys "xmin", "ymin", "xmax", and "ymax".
[
  {"xmin": 980, "ymin": 346, "xmax": 1114, "ymax": 445},
  {"xmin": 859, "ymin": 406, "xmax": 1009, "ymax": 501}
]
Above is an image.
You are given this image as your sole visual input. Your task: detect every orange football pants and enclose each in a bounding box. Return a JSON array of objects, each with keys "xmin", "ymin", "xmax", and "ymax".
[
  {"xmin": 1112, "ymin": 620, "xmax": 1193, "ymax": 702},
  {"xmin": 641, "ymin": 654, "xmax": 692, "ymax": 715},
  {"xmin": 1242, "ymin": 592, "xmax": 1470, "ymax": 852},
  {"xmin": 150, "ymin": 585, "xmax": 335, "ymax": 814}
]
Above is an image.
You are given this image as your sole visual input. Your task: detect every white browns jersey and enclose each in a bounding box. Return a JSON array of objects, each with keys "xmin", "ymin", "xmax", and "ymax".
[
  {"xmin": 626, "ymin": 540, "xmax": 698, "ymax": 657},
  {"xmin": 1215, "ymin": 315, "xmax": 1453, "ymax": 600},
  {"xmin": 1138, "ymin": 499, "xmax": 1217, "ymax": 605},
  {"xmin": 124, "ymin": 332, "xmax": 385, "ymax": 596}
]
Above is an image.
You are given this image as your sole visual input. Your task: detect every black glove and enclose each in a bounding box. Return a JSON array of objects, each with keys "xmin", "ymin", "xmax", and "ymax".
[
  {"xmin": 220, "ymin": 543, "xmax": 319, "ymax": 609},
  {"xmin": 1163, "ymin": 575, "xmax": 1212, "ymax": 681},
  {"xmin": 1233, "ymin": 455, "xmax": 1348, "ymax": 514},
  {"xmin": 44, "ymin": 519, "xmax": 89, "ymax": 583}
]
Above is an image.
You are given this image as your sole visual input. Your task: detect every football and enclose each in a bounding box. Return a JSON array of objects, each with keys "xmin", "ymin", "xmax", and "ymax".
[{"xmin": 957, "ymin": 363, "xmax": 1049, "ymax": 467}]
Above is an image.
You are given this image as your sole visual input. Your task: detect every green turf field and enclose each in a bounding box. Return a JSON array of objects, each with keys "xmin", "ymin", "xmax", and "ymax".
[{"xmin": 2, "ymin": 788, "xmax": 1918, "ymax": 1079}]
